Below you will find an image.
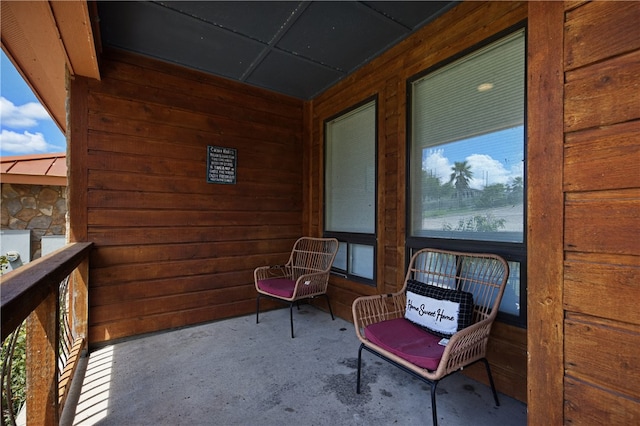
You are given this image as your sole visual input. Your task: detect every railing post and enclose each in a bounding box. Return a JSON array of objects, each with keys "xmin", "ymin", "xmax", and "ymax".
[
  {"xmin": 25, "ymin": 289, "xmax": 60, "ymax": 425},
  {"xmin": 71, "ymin": 258, "xmax": 89, "ymax": 352}
]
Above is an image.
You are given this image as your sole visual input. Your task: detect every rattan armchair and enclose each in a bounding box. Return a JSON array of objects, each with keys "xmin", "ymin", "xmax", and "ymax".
[
  {"xmin": 352, "ymin": 248, "xmax": 509, "ymax": 426},
  {"xmin": 255, "ymin": 237, "xmax": 339, "ymax": 338}
]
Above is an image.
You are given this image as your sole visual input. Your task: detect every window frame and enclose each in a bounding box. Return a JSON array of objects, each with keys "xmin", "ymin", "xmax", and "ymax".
[
  {"xmin": 323, "ymin": 96, "xmax": 378, "ymax": 286},
  {"xmin": 406, "ymin": 23, "xmax": 528, "ymax": 327}
]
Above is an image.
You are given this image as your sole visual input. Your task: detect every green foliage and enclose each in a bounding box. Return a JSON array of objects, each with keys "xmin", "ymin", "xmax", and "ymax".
[
  {"xmin": 507, "ymin": 176, "xmax": 524, "ymax": 204},
  {"xmin": 475, "ymin": 183, "xmax": 508, "ymax": 208},
  {"xmin": 0, "ymin": 256, "xmax": 8, "ymax": 275},
  {"xmin": 449, "ymin": 161, "xmax": 473, "ymax": 191},
  {"xmin": 422, "ymin": 170, "xmax": 454, "ymax": 201},
  {"xmin": 443, "ymin": 213, "xmax": 506, "ymax": 233},
  {"xmin": 1, "ymin": 324, "xmax": 26, "ymax": 425}
]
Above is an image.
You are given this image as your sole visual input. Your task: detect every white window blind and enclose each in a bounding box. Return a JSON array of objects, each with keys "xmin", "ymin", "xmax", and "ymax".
[
  {"xmin": 325, "ymin": 100, "xmax": 376, "ymax": 233},
  {"xmin": 412, "ymin": 30, "xmax": 525, "ymax": 150}
]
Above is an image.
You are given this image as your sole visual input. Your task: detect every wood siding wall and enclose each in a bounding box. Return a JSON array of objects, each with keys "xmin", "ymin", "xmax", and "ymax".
[
  {"xmin": 69, "ymin": 50, "xmax": 304, "ymax": 344},
  {"xmin": 305, "ymin": 1, "xmax": 528, "ymax": 402},
  {"xmin": 561, "ymin": 1, "xmax": 640, "ymax": 424}
]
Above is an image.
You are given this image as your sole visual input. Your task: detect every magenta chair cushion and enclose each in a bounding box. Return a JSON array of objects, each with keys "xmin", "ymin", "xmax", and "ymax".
[
  {"xmin": 364, "ymin": 318, "xmax": 445, "ymax": 371},
  {"xmin": 257, "ymin": 278, "xmax": 296, "ymax": 298}
]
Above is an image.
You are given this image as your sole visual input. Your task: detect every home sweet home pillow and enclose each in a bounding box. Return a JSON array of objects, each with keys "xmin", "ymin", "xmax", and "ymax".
[{"xmin": 404, "ymin": 279, "xmax": 474, "ymax": 338}]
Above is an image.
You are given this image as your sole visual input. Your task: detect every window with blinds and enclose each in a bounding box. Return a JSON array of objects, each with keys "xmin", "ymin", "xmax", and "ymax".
[
  {"xmin": 407, "ymin": 27, "xmax": 527, "ymax": 326},
  {"xmin": 410, "ymin": 29, "xmax": 525, "ymax": 243},
  {"xmin": 324, "ymin": 98, "xmax": 377, "ymax": 284}
]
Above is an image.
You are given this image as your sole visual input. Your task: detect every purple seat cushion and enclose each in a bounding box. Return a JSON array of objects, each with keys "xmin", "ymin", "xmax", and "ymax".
[
  {"xmin": 257, "ymin": 278, "xmax": 296, "ymax": 298},
  {"xmin": 364, "ymin": 318, "xmax": 445, "ymax": 371}
]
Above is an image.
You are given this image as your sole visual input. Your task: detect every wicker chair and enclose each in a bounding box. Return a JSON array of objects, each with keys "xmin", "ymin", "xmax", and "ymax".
[
  {"xmin": 352, "ymin": 248, "xmax": 509, "ymax": 426},
  {"xmin": 255, "ymin": 237, "xmax": 339, "ymax": 338}
]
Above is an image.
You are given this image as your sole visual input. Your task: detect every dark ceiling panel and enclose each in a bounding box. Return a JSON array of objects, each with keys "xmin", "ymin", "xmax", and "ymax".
[
  {"xmin": 97, "ymin": 1, "xmax": 458, "ymax": 100},
  {"xmin": 363, "ymin": 1, "xmax": 457, "ymax": 29},
  {"xmin": 98, "ymin": 1, "xmax": 266, "ymax": 79},
  {"xmin": 157, "ymin": 1, "xmax": 302, "ymax": 43},
  {"xmin": 277, "ymin": 1, "xmax": 408, "ymax": 72},
  {"xmin": 246, "ymin": 49, "xmax": 344, "ymax": 99}
]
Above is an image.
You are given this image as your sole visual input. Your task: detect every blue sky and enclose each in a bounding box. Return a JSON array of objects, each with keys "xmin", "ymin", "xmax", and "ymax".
[{"xmin": 1, "ymin": 51, "xmax": 66, "ymax": 157}]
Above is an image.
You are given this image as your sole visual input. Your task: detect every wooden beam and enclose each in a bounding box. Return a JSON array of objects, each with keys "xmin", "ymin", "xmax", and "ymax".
[
  {"xmin": 526, "ymin": 1, "xmax": 565, "ymax": 424},
  {"xmin": 0, "ymin": 1, "xmax": 100, "ymax": 134},
  {"xmin": 50, "ymin": 0, "xmax": 100, "ymax": 79},
  {"xmin": 0, "ymin": 1, "xmax": 67, "ymax": 131}
]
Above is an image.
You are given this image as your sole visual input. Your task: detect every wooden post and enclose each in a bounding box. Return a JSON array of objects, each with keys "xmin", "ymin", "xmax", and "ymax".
[
  {"xmin": 527, "ymin": 1, "xmax": 565, "ymax": 425},
  {"xmin": 26, "ymin": 290, "xmax": 60, "ymax": 425},
  {"xmin": 70, "ymin": 260, "xmax": 89, "ymax": 352},
  {"xmin": 68, "ymin": 74, "xmax": 90, "ymax": 350}
]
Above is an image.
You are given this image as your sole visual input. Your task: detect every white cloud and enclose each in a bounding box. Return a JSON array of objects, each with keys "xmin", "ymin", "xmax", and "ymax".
[
  {"xmin": 0, "ymin": 129, "xmax": 49, "ymax": 153},
  {"xmin": 423, "ymin": 148, "xmax": 452, "ymax": 183},
  {"xmin": 466, "ymin": 153, "xmax": 511, "ymax": 189},
  {"xmin": 0, "ymin": 96, "xmax": 50, "ymax": 128}
]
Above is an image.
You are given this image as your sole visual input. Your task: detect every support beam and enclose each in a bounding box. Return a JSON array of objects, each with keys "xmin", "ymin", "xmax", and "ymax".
[{"xmin": 526, "ymin": 1, "xmax": 565, "ymax": 425}]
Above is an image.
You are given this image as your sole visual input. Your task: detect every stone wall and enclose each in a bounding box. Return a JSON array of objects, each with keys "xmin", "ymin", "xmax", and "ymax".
[{"xmin": 1, "ymin": 183, "xmax": 67, "ymax": 260}]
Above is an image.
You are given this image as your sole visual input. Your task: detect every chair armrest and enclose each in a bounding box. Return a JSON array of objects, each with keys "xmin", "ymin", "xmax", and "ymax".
[
  {"xmin": 254, "ymin": 264, "xmax": 291, "ymax": 282},
  {"xmin": 352, "ymin": 292, "xmax": 406, "ymax": 343},
  {"xmin": 290, "ymin": 270, "xmax": 331, "ymax": 298},
  {"xmin": 437, "ymin": 318, "xmax": 495, "ymax": 376}
]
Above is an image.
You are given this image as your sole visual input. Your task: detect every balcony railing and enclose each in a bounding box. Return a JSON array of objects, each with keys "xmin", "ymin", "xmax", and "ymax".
[{"xmin": 1, "ymin": 242, "xmax": 92, "ymax": 425}]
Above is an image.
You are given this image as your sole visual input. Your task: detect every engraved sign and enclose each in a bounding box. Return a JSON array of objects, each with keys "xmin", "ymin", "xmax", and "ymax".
[{"xmin": 207, "ymin": 145, "xmax": 237, "ymax": 184}]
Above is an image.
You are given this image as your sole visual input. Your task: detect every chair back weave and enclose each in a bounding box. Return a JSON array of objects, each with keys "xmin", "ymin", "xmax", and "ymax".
[
  {"xmin": 289, "ymin": 237, "xmax": 339, "ymax": 281},
  {"xmin": 405, "ymin": 248, "xmax": 509, "ymax": 324}
]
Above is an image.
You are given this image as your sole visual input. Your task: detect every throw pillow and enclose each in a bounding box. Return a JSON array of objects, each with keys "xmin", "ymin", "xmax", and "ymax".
[{"xmin": 404, "ymin": 279, "xmax": 474, "ymax": 338}]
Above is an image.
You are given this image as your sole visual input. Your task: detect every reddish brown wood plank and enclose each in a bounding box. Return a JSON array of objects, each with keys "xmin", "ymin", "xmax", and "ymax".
[
  {"xmin": 90, "ymin": 271, "xmax": 252, "ymax": 305},
  {"xmin": 564, "ymin": 120, "xmax": 640, "ymax": 192},
  {"xmin": 565, "ymin": 0, "xmax": 640, "ymax": 71},
  {"xmin": 90, "ymin": 284, "xmax": 256, "ymax": 325},
  {"xmin": 91, "ymin": 239, "xmax": 294, "ymax": 267},
  {"xmin": 88, "ymin": 299, "xmax": 256, "ymax": 343},
  {"xmin": 565, "ymin": 376, "xmax": 640, "ymax": 425},
  {"xmin": 87, "ymin": 225, "xmax": 301, "ymax": 247},
  {"xmin": 89, "ymin": 254, "xmax": 268, "ymax": 288},
  {"xmin": 565, "ymin": 50, "xmax": 640, "ymax": 132},
  {"xmin": 565, "ymin": 313, "xmax": 640, "ymax": 399},
  {"xmin": 565, "ymin": 192, "xmax": 640, "ymax": 255},
  {"xmin": 564, "ymin": 253, "xmax": 640, "ymax": 325}
]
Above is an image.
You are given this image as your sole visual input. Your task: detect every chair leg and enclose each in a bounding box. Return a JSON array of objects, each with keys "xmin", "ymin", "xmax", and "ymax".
[
  {"xmin": 430, "ymin": 380, "xmax": 439, "ymax": 426},
  {"xmin": 324, "ymin": 294, "xmax": 335, "ymax": 320},
  {"xmin": 289, "ymin": 303, "xmax": 295, "ymax": 338},
  {"xmin": 482, "ymin": 358, "xmax": 500, "ymax": 406},
  {"xmin": 256, "ymin": 295, "xmax": 260, "ymax": 324},
  {"xmin": 356, "ymin": 343, "xmax": 364, "ymax": 393}
]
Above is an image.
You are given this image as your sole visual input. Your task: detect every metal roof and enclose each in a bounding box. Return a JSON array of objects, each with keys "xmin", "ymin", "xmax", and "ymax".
[
  {"xmin": 0, "ymin": 153, "xmax": 67, "ymax": 186},
  {"xmin": 97, "ymin": 1, "xmax": 458, "ymax": 99}
]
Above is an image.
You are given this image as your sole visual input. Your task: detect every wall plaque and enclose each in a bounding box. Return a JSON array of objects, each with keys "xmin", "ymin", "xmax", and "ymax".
[{"xmin": 207, "ymin": 145, "xmax": 237, "ymax": 184}]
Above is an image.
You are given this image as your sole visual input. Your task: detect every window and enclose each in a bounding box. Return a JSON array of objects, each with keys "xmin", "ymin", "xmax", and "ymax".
[
  {"xmin": 324, "ymin": 98, "xmax": 377, "ymax": 284},
  {"xmin": 408, "ymin": 27, "xmax": 526, "ymax": 326}
]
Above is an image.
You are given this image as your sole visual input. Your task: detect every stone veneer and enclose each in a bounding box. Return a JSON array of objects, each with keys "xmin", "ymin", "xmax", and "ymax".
[{"xmin": 1, "ymin": 183, "xmax": 67, "ymax": 260}]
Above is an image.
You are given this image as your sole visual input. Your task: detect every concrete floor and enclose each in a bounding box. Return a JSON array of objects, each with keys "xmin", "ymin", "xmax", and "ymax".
[{"xmin": 61, "ymin": 306, "xmax": 527, "ymax": 426}]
